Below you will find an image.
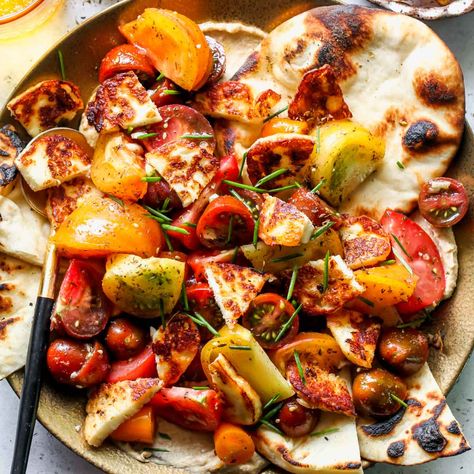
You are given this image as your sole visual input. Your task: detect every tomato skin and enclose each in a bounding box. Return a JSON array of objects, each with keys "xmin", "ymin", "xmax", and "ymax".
[
  {"xmin": 106, "ymin": 344, "xmax": 157, "ymax": 383},
  {"xmin": 380, "ymin": 210, "xmax": 446, "ymax": 315},
  {"xmin": 277, "ymin": 399, "xmax": 319, "ymax": 437},
  {"xmin": 110, "ymin": 405, "xmax": 156, "ymax": 444},
  {"xmin": 74, "ymin": 340, "xmax": 110, "ymax": 387},
  {"xmin": 205, "ymin": 36, "xmax": 226, "ymax": 85},
  {"xmin": 188, "ymin": 249, "xmax": 235, "ymax": 281},
  {"xmin": 418, "ymin": 177, "xmax": 469, "ymax": 227},
  {"xmin": 98, "ymin": 44, "xmax": 155, "ymax": 83},
  {"xmin": 105, "ymin": 318, "xmax": 147, "ymax": 360},
  {"xmin": 141, "ymin": 179, "xmax": 182, "ymax": 212},
  {"xmin": 288, "ymin": 188, "xmax": 341, "ymax": 227},
  {"xmin": 150, "ymin": 78, "xmax": 182, "ymax": 108},
  {"xmin": 150, "ymin": 387, "xmax": 222, "ymax": 431},
  {"xmin": 260, "ymin": 118, "xmax": 309, "ymax": 137}
]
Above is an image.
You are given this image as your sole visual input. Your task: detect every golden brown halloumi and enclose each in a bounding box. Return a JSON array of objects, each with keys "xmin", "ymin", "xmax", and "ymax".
[
  {"xmin": 0, "ymin": 125, "xmax": 23, "ymax": 196},
  {"xmin": 327, "ymin": 310, "xmax": 381, "ymax": 369},
  {"xmin": 85, "ymin": 71, "xmax": 161, "ymax": 133},
  {"xmin": 15, "ymin": 134, "xmax": 91, "ymax": 192},
  {"xmin": 146, "ymin": 139, "xmax": 218, "ymax": 207},
  {"xmin": 83, "ymin": 378, "xmax": 162, "ymax": 447},
  {"xmin": 152, "ymin": 314, "xmax": 201, "ymax": 386},
  {"xmin": 193, "ymin": 81, "xmax": 280, "ymax": 124},
  {"xmin": 204, "ymin": 262, "xmax": 269, "ymax": 327},
  {"xmin": 208, "ymin": 354, "xmax": 262, "ymax": 425},
  {"xmin": 340, "ymin": 215, "xmax": 391, "ymax": 270},
  {"xmin": 290, "ymin": 255, "xmax": 364, "ymax": 316},
  {"xmin": 7, "ymin": 80, "xmax": 83, "ymax": 137},
  {"xmin": 259, "ymin": 194, "xmax": 314, "ymax": 247}
]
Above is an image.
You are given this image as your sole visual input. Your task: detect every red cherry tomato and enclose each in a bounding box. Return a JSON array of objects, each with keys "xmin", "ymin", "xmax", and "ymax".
[
  {"xmin": 418, "ymin": 177, "xmax": 469, "ymax": 227},
  {"xmin": 277, "ymin": 399, "xmax": 320, "ymax": 438},
  {"xmin": 243, "ymin": 293, "xmax": 299, "ymax": 349},
  {"xmin": 205, "ymin": 36, "xmax": 226, "ymax": 85},
  {"xmin": 149, "ymin": 77, "xmax": 182, "ymax": 108},
  {"xmin": 188, "ymin": 249, "xmax": 236, "ymax": 281},
  {"xmin": 288, "ymin": 188, "xmax": 341, "ymax": 227},
  {"xmin": 150, "ymin": 387, "xmax": 222, "ymax": 431},
  {"xmin": 196, "ymin": 196, "xmax": 255, "ymax": 249},
  {"xmin": 53, "ymin": 260, "xmax": 111, "ymax": 340},
  {"xmin": 74, "ymin": 340, "xmax": 110, "ymax": 388},
  {"xmin": 98, "ymin": 44, "xmax": 155, "ymax": 83},
  {"xmin": 142, "ymin": 180, "xmax": 182, "ymax": 212},
  {"xmin": 106, "ymin": 344, "xmax": 157, "ymax": 383},
  {"xmin": 105, "ymin": 318, "xmax": 147, "ymax": 360},
  {"xmin": 381, "ymin": 210, "xmax": 446, "ymax": 315}
]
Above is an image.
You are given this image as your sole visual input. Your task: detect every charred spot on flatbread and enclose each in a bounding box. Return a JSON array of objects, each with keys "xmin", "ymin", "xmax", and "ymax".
[
  {"xmin": 361, "ymin": 404, "xmax": 408, "ymax": 437},
  {"xmin": 231, "ymin": 51, "xmax": 260, "ymax": 81},
  {"xmin": 414, "ymin": 71, "xmax": 459, "ymax": 107},
  {"xmin": 387, "ymin": 441, "xmax": 406, "ymax": 458},
  {"xmin": 412, "ymin": 400, "xmax": 448, "ymax": 453},
  {"xmin": 403, "ymin": 120, "xmax": 439, "ymax": 150}
]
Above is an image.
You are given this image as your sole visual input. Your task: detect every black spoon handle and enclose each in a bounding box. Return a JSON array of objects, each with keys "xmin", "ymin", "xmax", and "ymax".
[{"xmin": 10, "ymin": 296, "xmax": 55, "ymax": 474}]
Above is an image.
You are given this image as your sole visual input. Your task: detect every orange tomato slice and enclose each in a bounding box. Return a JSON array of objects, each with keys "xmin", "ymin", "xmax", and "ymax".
[{"xmin": 110, "ymin": 405, "xmax": 156, "ymax": 444}]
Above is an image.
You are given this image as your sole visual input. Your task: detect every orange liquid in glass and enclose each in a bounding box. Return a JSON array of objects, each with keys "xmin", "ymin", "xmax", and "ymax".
[{"xmin": 0, "ymin": 0, "xmax": 35, "ymax": 17}]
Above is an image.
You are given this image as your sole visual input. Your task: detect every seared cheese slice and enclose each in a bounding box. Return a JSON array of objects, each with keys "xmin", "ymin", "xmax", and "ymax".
[
  {"xmin": 204, "ymin": 262, "xmax": 269, "ymax": 327},
  {"xmin": 15, "ymin": 134, "xmax": 91, "ymax": 192},
  {"xmin": 79, "ymin": 89, "xmax": 99, "ymax": 148},
  {"xmin": 7, "ymin": 80, "xmax": 83, "ymax": 137},
  {"xmin": 83, "ymin": 378, "xmax": 162, "ymax": 447},
  {"xmin": 259, "ymin": 194, "xmax": 314, "ymax": 247},
  {"xmin": 85, "ymin": 71, "xmax": 161, "ymax": 133},
  {"xmin": 146, "ymin": 139, "xmax": 218, "ymax": 207},
  {"xmin": 209, "ymin": 354, "xmax": 262, "ymax": 425},
  {"xmin": 0, "ymin": 125, "xmax": 23, "ymax": 196},
  {"xmin": 327, "ymin": 310, "xmax": 381, "ymax": 368}
]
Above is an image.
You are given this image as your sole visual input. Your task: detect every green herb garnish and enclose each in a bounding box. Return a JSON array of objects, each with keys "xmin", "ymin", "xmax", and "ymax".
[
  {"xmin": 141, "ymin": 176, "xmax": 162, "ymax": 182},
  {"xmin": 133, "ymin": 132, "xmax": 159, "ymax": 140},
  {"xmin": 322, "ymin": 250, "xmax": 330, "ymax": 292},
  {"xmin": 238, "ymin": 152, "xmax": 247, "ymax": 179},
  {"xmin": 156, "ymin": 72, "xmax": 165, "ymax": 82},
  {"xmin": 263, "ymin": 105, "xmax": 288, "ymax": 123},
  {"xmin": 275, "ymin": 303, "xmax": 303, "ymax": 343},
  {"xmin": 255, "ymin": 168, "xmax": 288, "ymax": 188},
  {"xmin": 311, "ymin": 178, "xmax": 326, "ymax": 194},
  {"xmin": 391, "ymin": 234, "xmax": 411, "ymax": 260},
  {"xmin": 186, "ymin": 312, "xmax": 220, "ymax": 337},
  {"xmin": 181, "ymin": 133, "xmax": 214, "ymax": 140},
  {"xmin": 310, "ymin": 221, "xmax": 334, "ymax": 241},
  {"xmin": 161, "ymin": 224, "xmax": 190, "ymax": 235},
  {"xmin": 263, "ymin": 394, "xmax": 281, "ymax": 411},
  {"xmin": 286, "ymin": 265, "xmax": 299, "ymax": 301},
  {"xmin": 144, "ymin": 205, "xmax": 172, "ymax": 222},
  {"xmin": 162, "ymin": 89, "xmax": 181, "ymax": 95},
  {"xmin": 107, "ymin": 195, "xmax": 124, "ymax": 207},
  {"xmin": 226, "ymin": 215, "xmax": 234, "ymax": 245},
  {"xmin": 271, "ymin": 253, "xmax": 303, "ymax": 264},
  {"xmin": 390, "ymin": 393, "xmax": 408, "ymax": 408},
  {"xmin": 229, "ymin": 345, "xmax": 251, "ymax": 351},
  {"xmin": 294, "ymin": 351, "xmax": 305, "ymax": 385},
  {"xmin": 57, "ymin": 49, "xmax": 66, "ymax": 80},
  {"xmin": 379, "ymin": 259, "xmax": 396, "ymax": 266},
  {"xmin": 311, "ymin": 428, "xmax": 339, "ymax": 437},
  {"xmin": 396, "ymin": 161, "xmax": 405, "ymax": 169},
  {"xmin": 358, "ymin": 296, "xmax": 375, "ymax": 307},
  {"xmin": 253, "ymin": 217, "xmax": 260, "ymax": 247}
]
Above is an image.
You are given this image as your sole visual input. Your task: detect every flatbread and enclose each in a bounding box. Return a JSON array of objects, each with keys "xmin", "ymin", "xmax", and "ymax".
[
  {"xmin": 198, "ymin": 5, "xmax": 464, "ymax": 218},
  {"xmin": 0, "ymin": 253, "xmax": 41, "ymax": 379},
  {"xmin": 357, "ymin": 363, "xmax": 470, "ymax": 465}
]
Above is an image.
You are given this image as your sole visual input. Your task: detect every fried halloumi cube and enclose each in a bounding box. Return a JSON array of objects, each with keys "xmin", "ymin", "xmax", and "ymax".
[
  {"xmin": 327, "ymin": 310, "xmax": 381, "ymax": 369},
  {"xmin": 259, "ymin": 194, "xmax": 314, "ymax": 247},
  {"xmin": 340, "ymin": 215, "xmax": 391, "ymax": 269},
  {"xmin": 209, "ymin": 354, "xmax": 262, "ymax": 425},
  {"xmin": 290, "ymin": 255, "xmax": 364, "ymax": 316},
  {"xmin": 15, "ymin": 134, "xmax": 91, "ymax": 192},
  {"xmin": 0, "ymin": 125, "xmax": 24, "ymax": 196},
  {"xmin": 204, "ymin": 262, "xmax": 269, "ymax": 327},
  {"xmin": 7, "ymin": 80, "xmax": 83, "ymax": 137},
  {"xmin": 83, "ymin": 378, "xmax": 162, "ymax": 447},
  {"xmin": 152, "ymin": 313, "xmax": 201, "ymax": 386},
  {"xmin": 85, "ymin": 71, "xmax": 161, "ymax": 133},
  {"xmin": 146, "ymin": 139, "xmax": 219, "ymax": 207}
]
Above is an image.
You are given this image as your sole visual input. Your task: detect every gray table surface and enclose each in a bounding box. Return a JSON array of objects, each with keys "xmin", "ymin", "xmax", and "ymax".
[{"xmin": 0, "ymin": 1, "xmax": 473, "ymax": 473}]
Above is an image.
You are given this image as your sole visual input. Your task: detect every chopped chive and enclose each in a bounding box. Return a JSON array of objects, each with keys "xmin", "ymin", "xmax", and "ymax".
[
  {"xmin": 255, "ymin": 168, "xmax": 288, "ymax": 188},
  {"xmin": 144, "ymin": 205, "xmax": 173, "ymax": 222},
  {"xmin": 181, "ymin": 133, "xmax": 214, "ymax": 140},
  {"xmin": 223, "ymin": 180, "xmax": 265, "ymax": 193},
  {"xmin": 163, "ymin": 89, "xmax": 181, "ymax": 95},
  {"xmin": 186, "ymin": 312, "xmax": 220, "ymax": 337},
  {"xmin": 311, "ymin": 178, "xmax": 326, "ymax": 194},
  {"xmin": 396, "ymin": 161, "xmax": 405, "ymax": 169},
  {"xmin": 262, "ymin": 402, "xmax": 284, "ymax": 422},
  {"xmin": 271, "ymin": 253, "xmax": 303, "ymax": 264},
  {"xmin": 159, "ymin": 299, "xmax": 166, "ymax": 329},
  {"xmin": 229, "ymin": 189, "xmax": 259, "ymax": 218},
  {"xmin": 226, "ymin": 215, "xmax": 234, "ymax": 245},
  {"xmin": 390, "ymin": 393, "xmax": 408, "ymax": 408},
  {"xmin": 161, "ymin": 197, "xmax": 171, "ymax": 213},
  {"xmin": 294, "ymin": 351, "xmax": 305, "ymax": 385},
  {"xmin": 57, "ymin": 50, "xmax": 66, "ymax": 81},
  {"xmin": 181, "ymin": 283, "xmax": 189, "ymax": 311},
  {"xmin": 260, "ymin": 419, "xmax": 284, "ymax": 435},
  {"xmin": 107, "ymin": 195, "xmax": 124, "ymax": 207},
  {"xmin": 310, "ymin": 221, "xmax": 334, "ymax": 241},
  {"xmin": 358, "ymin": 296, "xmax": 374, "ymax": 307},
  {"xmin": 253, "ymin": 217, "xmax": 260, "ymax": 247},
  {"xmin": 379, "ymin": 259, "xmax": 396, "ymax": 266},
  {"xmin": 183, "ymin": 221, "xmax": 197, "ymax": 228},
  {"xmin": 192, "ymin": 386, "xmax": 209, "ymax": 391},
  {"xmin": 322, "ymin": 251, "xmax": 330, "ymax": 292},
  {"xmin": 141, "ymin": 176, "xmax": 162, "ymax": 182},
  {"xmin": 263, "ymin": 105, "xmax": 288, "ymax": 123},
  {"xmin": 229, "ymin": 345, "xmax": 251, "ymax": 351},
  {"xmin": 238, "ymin": 152, "xmax": 247, "ymax": 179},
  {"xmin": 161, "ymin": 224, "xmax": 190, "ymax": 235},
  {"xmin": 158, "ymin": 432, "xmax": 171, "ymax": 440},
  {"xmin": 391, "ymin": 233, "xmax": 411, "ymax": 260},
  {"xmin": 268, "ymin": 183, "xmax": 301, "ymax": 193},
  {"xmin": 162, "ymin": 230, "xmax": 174, "ymax": 251},
  {"xmin": 156, "ymin": 72, "xmax": 165, "ymax": 81},
  {"xmin": 311, "ymin": 427, "xmax": 339, "ymax": 437},
  {"xmin": 275, "ymin": 303, "xmax": 303, "ymax": 343},
  {"xmin": 396, "ymin": 313, "xmax": 431, "ymax": 329},
  {"xmin": 263, "ymin": 394, "xmax": 281, "ymax": 411},
  {"xmin": 286, "ymin": 265, "xmax": 299, "ymax": 301},
  {"xmin": 231, "ymin": 246, "xmax": 239, "ymax": 263},
  {"xmin": 145, "ymin": 447, "xmax": 170, "ymax": 452},
  {"xmin": 132, "ymin": 132, "xmax": 159, "ymax": 140}
]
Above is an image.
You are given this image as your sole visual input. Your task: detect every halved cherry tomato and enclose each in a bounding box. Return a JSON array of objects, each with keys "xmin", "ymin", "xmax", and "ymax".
[
  {"xmin": 418, "ymin": 177, "xmax": 469, "ymax": 227},
  {"xmin": 110, "ymin": 405, "xmax": 156, "ymax": 444},
  {"xmin": 105, "ymin": 318, "xmax": 147, "ymax": 360},
  {"xmin": 98, "ymin": 44, "xmax": 155, "ymax": 83},
  {"xmin": 277, "ymin": 398, "xmax": 320, "ymax": 438},
  {"xmin": 150, "ymin": 387, "xmax": 222, "ymax": 431},
  {"xmin": 142, "ymin": 179, "xmax": 182, "ymax": 212},
  {"xmin": 381, "ymin": 210, "xmax": 446, "ymax": 315},
  {"xmin": 214, "ymin": 423, "xmax": 255, "ymax": 465},
  {"xmin": 260, "ymin": 118, "xmax": 309, "ymax": 137},
  {"xmin": 188, "ymin": 249, "xmax": 236, "ymax": 281},
  {"xmin": 54, "ymin": 260, "xmax": 110, "ymax": 340},
  {"xmin": 106, "ymin": 344, "xmax": 157, "ymax": 383},
  {"xmin": 197, "ymin": 196, "xmax": 255, "ymax": 248},
  {"xmin": 74, "ymin": 340, "xmax": 110, "ymax": 388},
  {"xmin": 149, "ymin": 78, "xmax": 182, "ymax": 108},
  {"xmin": 205, "ymin": 36, "xmax": 226, "ymax": 85},
  {"xmin": 242, "ymin": 293, "xmax": 298, "ymax": 349}
]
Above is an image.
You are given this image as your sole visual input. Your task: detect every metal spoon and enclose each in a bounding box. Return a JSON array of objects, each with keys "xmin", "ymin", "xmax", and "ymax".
[{"xmin": 11, "ymin": 127, "xmax": 93, "ymax": 474}]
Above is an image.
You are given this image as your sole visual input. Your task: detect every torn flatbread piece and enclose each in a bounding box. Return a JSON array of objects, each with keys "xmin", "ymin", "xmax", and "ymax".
[
  {"xmin": 288, "ymin": 65, "xmax": 352, "ymax": 124},
  {"xmin": 357, "ymin": 363, "xmax": 470, "ymax": 464},
  {"xmin": 204, "ymin": 262, "xmax": 269, "ymax": 327}
]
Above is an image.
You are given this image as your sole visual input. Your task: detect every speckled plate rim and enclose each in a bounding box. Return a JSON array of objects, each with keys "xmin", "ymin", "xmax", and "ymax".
[{"xmin": 3, "ymin": 0, "xmax": 474, "ymax": 473}]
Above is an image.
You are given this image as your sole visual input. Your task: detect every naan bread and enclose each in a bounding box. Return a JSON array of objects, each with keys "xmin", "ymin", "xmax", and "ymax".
[
  {"xmin": 357, "ymin": 363, "xmax": 470, "ymax": 464},
  {"xmin": 200, "ymin": 5, "xmax": 464, "ymax": 218},
  {"xmin": 0, "ymin": 253, "xmax": 41, "ymax": 379}
]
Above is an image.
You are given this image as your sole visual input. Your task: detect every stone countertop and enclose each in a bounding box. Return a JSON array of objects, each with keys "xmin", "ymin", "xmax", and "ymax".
[{"xmin": 0, "ymin": 1, "xmax": 472, "ymax": 473}]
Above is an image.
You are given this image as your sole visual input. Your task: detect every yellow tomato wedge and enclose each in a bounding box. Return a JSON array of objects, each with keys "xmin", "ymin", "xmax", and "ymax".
[
  {"xmin": 201, "ymin": 324, "xmax": 294, "ymax": 403},
  {"xmin": 110, "ymin": 406, "xmax": 156, "ymax": 444},
  {"xmin": 119, "ymin": 8, "xmax": 211, "ymax": 91},
  {"xmin": 52, "ymin": 195, "xmax": 163, "ymax": 258},
  {"xmin": 260, "ymin": 118, "xmax": 309, "ymax": 137}
]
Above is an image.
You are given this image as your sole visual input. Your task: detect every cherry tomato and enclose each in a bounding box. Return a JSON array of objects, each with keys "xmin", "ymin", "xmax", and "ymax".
[
  {"xmin": 141, "ymin": 179, "xmax": 182, "ymax": 212},
  {"xmin": 277, "ymin": 398, "xmax": 320, "ymax": 437},
  {"xmin": 188, "ymin": 249, "xmax": 236, "ymax": 281},
  {"xmin": 105, "ymin": 318, "xmax": 147, "ymax": 360},
  {"xmin": 197, "ymin": 196, "xmax": 255, "ymax": 248},
  {"xmin": 47, "ymin": 339, "xmax": 109, "ymax": 388},
  {"xmin": 149, "ymin": 77, "xmax": 182, "ymax": 108},
  {"xmin": 205, "ymin": 36, "xmax": 226, "ymax": 85},
  {"xmin": 381, "ymin": 210, "xmax": 446, "ymax": 315},
  {"xmin": 53, "ymin": 260, "xmax": 110, "ymax": 340},
  {"xmin": 151, "ymin": 387, "xmax": 222, "ymax": 431},
  {"xmin": 260, "ymin": 117, "xmax": 309, "ymax": 137},
  {"xmin": 418, "ymin": 177, "xmax": 469, "ymax": 227},
  {"xmin": 110, "ymin": 405, "xmax": 156, "ymax": 444},
  {"xmin": 106, "ymin": 344, "xmax": 157, "ymax": 383},
  {"xmin": 243, "ymin": 294, "xmax": 299, "ymax": 349},
  {"xmin": 98, "ymin": 44, "xmax": 155, "ymax": 83},
  {"xmin": 139, "ymin": 104, "xmax": 214, "ymax": 153}
]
